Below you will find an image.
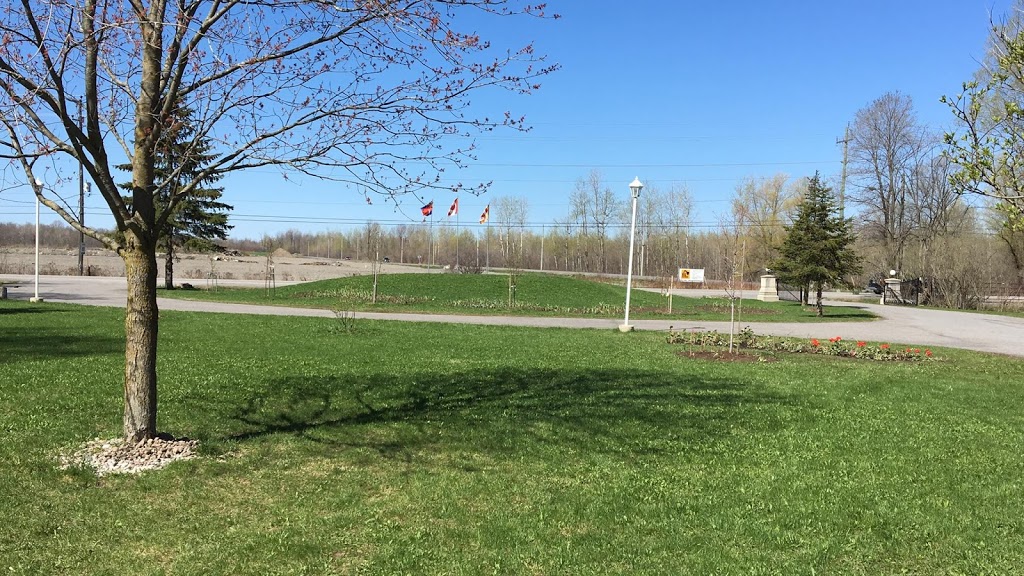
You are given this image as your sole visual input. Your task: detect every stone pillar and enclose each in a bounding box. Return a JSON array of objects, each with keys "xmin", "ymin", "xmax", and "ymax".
[
  {"xmin": 757, "ymin": 274, "xmax": 780, "ymax": 302},
  {"xmin": 882, "ymin": 276, "xmax": 901, "ymax": 305}
]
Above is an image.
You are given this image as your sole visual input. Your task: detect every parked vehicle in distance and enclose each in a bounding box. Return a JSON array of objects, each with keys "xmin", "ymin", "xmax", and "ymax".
[{"xmin": 866, "ymin": 280, "xmax": 883, "ymax": 295}]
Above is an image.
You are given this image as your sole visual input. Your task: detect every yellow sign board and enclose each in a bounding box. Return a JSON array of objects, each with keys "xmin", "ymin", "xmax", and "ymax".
[{"xmin": 678, "ymin": 268, "xmax": 705, "ymax": 283}]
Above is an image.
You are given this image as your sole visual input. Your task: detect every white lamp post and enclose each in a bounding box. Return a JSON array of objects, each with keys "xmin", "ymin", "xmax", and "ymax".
[
  {"xmin": 30, "ymin": 179, "xmax": 44, "ymax": 303},
  {"xmin": 619, "ymin": 177, "xmax": 643, "ymax": 332}
]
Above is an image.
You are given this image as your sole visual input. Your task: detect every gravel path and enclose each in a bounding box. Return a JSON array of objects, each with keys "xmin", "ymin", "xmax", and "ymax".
[{"xmin": 4, "ymin": 273, "xmax": 1023, "ymax": 358}]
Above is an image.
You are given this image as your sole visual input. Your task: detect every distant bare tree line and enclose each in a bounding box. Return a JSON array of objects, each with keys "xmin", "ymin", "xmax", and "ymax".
[{"xmin": 0, "ymin": 222, "xmax": 105, "ymax": 251}]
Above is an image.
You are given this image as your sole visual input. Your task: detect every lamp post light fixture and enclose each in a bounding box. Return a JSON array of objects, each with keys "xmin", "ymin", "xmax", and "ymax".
[
  {"xmin": 619, "ymin": 177, "xmax": 643, "ymax": 332},
  {"xmin": 30, "ymin": 179, "xmax": 44, "ymax": 303}
]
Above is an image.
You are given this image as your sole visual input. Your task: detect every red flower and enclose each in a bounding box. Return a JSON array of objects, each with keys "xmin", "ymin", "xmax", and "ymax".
[
  {"xmin": 880, "ymin": 344, "xmax": 890, "ymax": 350},
  {"xmin": 906, "ymin": 348, "xmax": 911, "ymax": 353},
  {"xmin": 914, "ymin": 349, "xmax": 920, "ymax": 354},
  {"xmin": 856, "ymin": 341, "xmax": 866, "ymax": 347},
  {"xmin": 829, "ymin": 336, "xmax": 842, "ymax": 343},
  {"xmin": 925, "ymin": 350, "xmax": 933, "ymax": 357},
  {"xmin": 810, "ymin": 339, "xmax": 820, "ymax": 347}
]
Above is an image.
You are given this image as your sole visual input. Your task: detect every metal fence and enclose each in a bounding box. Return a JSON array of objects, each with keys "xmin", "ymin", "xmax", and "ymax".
[
  {"xmin": 777, "ymin": 283, "xmax": 803, "ymax": 303},
  {"xmin": 882, "ymin": 278, "xmax": 922, "ymax": 306}
]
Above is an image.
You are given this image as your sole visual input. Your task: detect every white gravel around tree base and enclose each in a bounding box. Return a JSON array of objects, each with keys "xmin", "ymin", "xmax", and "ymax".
[{"xmin": 58, "ymin": 436, "xmax": 199, "ymax": 476}]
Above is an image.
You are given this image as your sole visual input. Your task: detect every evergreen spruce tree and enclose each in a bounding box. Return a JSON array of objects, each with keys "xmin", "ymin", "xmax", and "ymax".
[
  {"xmin": 772, "ymin": 173, "xmax": 861, "ymax": 316},
  {"xmin": 121, "ymin": 106, "xmax": 232, "ymax": 289}
]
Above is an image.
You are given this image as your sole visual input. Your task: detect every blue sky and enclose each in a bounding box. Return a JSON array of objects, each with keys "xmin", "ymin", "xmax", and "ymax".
[{"xmin": 2, "ymin": 1, "xmax": 1015, "ymax": 239}]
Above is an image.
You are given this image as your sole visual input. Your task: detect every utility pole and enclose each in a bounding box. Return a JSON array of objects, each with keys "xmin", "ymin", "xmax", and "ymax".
[
  {"xmin": 540, "ymin": 224, "xmax": 545, "ymax": 271},
  {"xmin": 77, "ymin": 101, "xmax": 86, "ymax": 275},
  {"xmin": 78, "ymin": 182, "xmax": 89, "ymax": 275},
  {"xmin": 837, "ymin": 123, "xmax": 851, "ymax": 220}
]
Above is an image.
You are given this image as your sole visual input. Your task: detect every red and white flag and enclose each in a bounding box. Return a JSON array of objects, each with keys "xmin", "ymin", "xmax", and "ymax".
[
  {"xmin": 479, "ymin": 204, "xmax": 490, "ymax": 224},
  {"xmin": 447, "ymin": 197, "xmax": 459, "ymax": 217}
]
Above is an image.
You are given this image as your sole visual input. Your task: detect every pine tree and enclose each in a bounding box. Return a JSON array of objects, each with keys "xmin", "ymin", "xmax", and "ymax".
[
  {"xmin": 121, "ymin": 106, "xmax": 232, "ymax": 289},
  {"xmin": 772, "ymin": 173, "xmax": 861, "ymax": 316}
]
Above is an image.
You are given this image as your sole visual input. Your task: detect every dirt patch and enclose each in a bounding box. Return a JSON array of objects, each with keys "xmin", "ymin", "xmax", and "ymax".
[
  {"xmin": 675, "ymin": 349, "xmax": 777, "ymax": 363},
  {"xmin": 0, "ymin": 247, "xmax": 429, "ymax": 282}
]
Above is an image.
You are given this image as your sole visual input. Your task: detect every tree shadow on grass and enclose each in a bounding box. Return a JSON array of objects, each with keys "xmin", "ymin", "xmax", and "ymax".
[
  {"xmin": 222, "ymin": 367, "xmax": 797, "ymax": 461},
  {"xmin": 0, "ymin": 327, "xmax": 122, "ymax": 362},
  {"xmin": 0, "ymin": 305, "xmax": 62, "ymax": 316}
]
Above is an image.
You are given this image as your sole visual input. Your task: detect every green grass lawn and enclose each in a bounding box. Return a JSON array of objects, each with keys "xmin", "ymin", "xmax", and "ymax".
[
  {"xmin": 162, "ymin": 272, "xmax": 875, "ymax": 322},
  {"xmin": 2, "ymin": 301, "xmax": 1022, "ymax": 574}
]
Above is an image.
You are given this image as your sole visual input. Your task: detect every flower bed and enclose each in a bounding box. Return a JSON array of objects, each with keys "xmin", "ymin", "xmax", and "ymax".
[{"xmin": 667, "ymin": 327, "xmax": 936, "ymax": 361}]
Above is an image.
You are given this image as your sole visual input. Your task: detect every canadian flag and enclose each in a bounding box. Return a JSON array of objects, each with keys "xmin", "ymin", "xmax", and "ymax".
[
  {"xmin": 479, "ymin": 204, "xmax": 490, "ymax": 224},
  {"xmin": 447, "ymin": 198, "xmax": 459, "ymax": 217}
]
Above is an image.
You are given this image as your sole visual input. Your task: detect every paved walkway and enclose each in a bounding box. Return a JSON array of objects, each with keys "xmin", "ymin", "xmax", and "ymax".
[{"xmin": 3, "ymin": 274, "xmax": 1024, "ymax": 357}]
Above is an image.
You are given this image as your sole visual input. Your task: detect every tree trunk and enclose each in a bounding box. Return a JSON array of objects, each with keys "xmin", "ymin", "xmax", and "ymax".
[
  {"xmin": 815, "ymin": 283, "xmax": 824, "ymax": 317},
  {"xmin": 164, "ymin": 235, "xmax": 175, "ymax": 290},
  {"xmin": 122, "ymin": 235, "xmax": 159, "ymax": 443}
]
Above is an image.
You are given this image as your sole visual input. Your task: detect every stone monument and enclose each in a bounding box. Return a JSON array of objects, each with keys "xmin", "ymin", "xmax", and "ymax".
[{"xmin": 757, "ymin": 274, "xmax": 780, "ymax": 302}]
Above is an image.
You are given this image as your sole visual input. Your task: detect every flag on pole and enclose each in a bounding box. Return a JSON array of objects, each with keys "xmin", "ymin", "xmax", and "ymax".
[
  {"xmin": 421, "ymin": 201, "xmax": 434, "ymax": 217},
  {"xmin": 479, "ymin": 204, "xmax": 490, "ymax": 224},
  {"xmin": 447, "ymin": 197, "xmax": 459, "ymax": 217}
]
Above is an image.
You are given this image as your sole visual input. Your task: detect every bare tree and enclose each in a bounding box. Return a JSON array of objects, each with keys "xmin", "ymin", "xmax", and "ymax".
[
  {"xmin": 493, "ymin": 195, "xmax": 528, "ymax": 265},
  {"xmin": 567, "ymin": 181, "xmax": 589, "ymax": 271},
  {"xmin": 568, "ymin": 170, "xmax": 619, "ymax": 273},
  {"xmin": 996, "ymin": 217, "xmax": 1024, "ymax": 277},
  {"xmin": 902, "ymin": 154, "xmax": 972, "ymax": 274},
  {"xmin": 393, "ymin": 225, "xmax": 409, "ymax": 263},
  {"xmin": 907, "ymin": 155, "xmax": 968, "ymax": 237},
  {"xmin": 849, "ymin": 91, "xmax": 930, "ymax": 273},
  {"xmin": 730, "ymin": 173, "xmax": 800, "ymax": 276},
  {"xmin": 552, "ymin": 215, "xmax": 573, "ymax": 271},
  {"xmin": 493, "ymin": 194, "xmax": 527, "ymax": 304},
  {"xmin": 663, "ymin": 184, "xmax": 694, "ymax": 268},
  {"xmin": 0, "ymin": 1, "xmax": 556, "ymax": 442}
]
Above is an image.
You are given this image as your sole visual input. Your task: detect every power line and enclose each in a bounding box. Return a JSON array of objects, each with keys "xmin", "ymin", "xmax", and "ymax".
[
  {"xmin": 2, "ymin": 211, "xmax": 1006, "ymax": 237},
  {"xmin": 459, "ymin": 160, "xmax": 840, "ymax": 169}
]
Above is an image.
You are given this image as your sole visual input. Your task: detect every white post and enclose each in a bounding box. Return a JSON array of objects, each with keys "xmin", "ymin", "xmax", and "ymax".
[{"xmin": 620, "ymin": 177, "xmax": 643, "ymax": 332}]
